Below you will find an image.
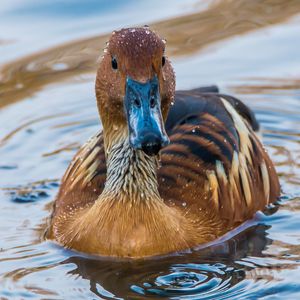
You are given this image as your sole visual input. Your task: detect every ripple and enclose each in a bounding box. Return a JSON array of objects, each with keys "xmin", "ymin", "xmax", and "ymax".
[
  {"xmin": 131, "ymin": 263, "xmax": 238, "ymax": 299},
  {"xmin": 2, "ymin": 180, "xmax": 59, "ymax": 203},
  {"xmin": 0, "ymin": 165, "xmax": 18, "ymax": 170}
]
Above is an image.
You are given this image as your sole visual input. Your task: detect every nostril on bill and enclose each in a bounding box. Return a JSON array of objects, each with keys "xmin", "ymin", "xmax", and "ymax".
[
  {"xmin": 141, "ymin": 134, "xmax": 162, "ymax": 156},
  {"xmin": 142, "ymin": 142, "xmax": 161, "ymax": 156}
]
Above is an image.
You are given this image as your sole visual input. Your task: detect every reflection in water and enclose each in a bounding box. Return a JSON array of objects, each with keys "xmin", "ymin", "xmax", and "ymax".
[
  {"xmin": 63, "ymin": 222, "xmax": 273, "ymax": 299},
  {"xmin": 1, "ymin": 0, "xmax": 300, "ymax": 108},
  {"xmin": 232, "ymin": 78, "xmax": 300, "ymax": 94},
  {"xmin": 1, "ymin": 0, "xmax": 300, "ymax": 299}
]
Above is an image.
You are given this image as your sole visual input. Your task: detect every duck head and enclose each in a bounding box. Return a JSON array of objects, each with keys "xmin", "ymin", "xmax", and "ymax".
[{"xmin": 95, "ymin": 27, "xmax": 175, "ymax": 156}]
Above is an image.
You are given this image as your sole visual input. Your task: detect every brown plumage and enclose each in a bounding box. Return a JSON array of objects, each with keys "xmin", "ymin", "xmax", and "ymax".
[{"xmin": 47, "ymin": 27, "xmax": 280, "ymax": 258}]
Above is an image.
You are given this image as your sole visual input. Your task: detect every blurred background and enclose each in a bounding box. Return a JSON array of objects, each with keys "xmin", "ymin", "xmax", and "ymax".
[{"xmin": 0, "ymin": 0, "xmax": 300, "ymax": 299}]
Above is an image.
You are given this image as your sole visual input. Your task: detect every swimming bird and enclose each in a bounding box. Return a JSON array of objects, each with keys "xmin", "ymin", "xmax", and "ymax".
[{"xmin": 47, "ymin": 27, "xmax": 280, "ymax": 258}]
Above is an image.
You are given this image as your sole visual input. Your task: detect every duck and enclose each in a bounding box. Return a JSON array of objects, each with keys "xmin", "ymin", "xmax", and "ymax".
[{"xmin": 47, "ymin": 27, "xmax": 280, "ymax": 258}]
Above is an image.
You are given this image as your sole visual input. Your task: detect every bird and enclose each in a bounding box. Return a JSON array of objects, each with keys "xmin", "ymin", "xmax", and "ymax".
[{"xmin": 47, "ymin": 27, "xmax": 280, "ymax": 258}]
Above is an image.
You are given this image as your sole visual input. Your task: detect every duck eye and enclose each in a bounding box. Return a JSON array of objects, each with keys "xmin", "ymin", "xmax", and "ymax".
[
  {"xmin": 111, "ymin": 57, "xmax": 118, "ymax": 70},
  {"xmin": 162, "ymin": 56, "xmax": 166, "ymax": 67}
]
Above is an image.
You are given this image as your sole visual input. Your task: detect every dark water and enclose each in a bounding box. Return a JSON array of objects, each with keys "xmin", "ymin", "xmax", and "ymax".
[{"xmin": 1, "ymin": 1, "xmax": 300, "ymax": 299}]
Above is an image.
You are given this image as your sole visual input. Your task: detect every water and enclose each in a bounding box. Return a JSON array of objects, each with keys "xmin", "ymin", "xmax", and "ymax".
[{"xmin": 0, "ymin": 0, "xmax": 300, "ymax": 299}]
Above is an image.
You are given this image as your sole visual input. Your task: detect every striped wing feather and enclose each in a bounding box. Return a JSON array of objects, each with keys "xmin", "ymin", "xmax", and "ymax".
[{"xmin": 161, "ymin": 92, "xmax": 279, "ymax": 223}]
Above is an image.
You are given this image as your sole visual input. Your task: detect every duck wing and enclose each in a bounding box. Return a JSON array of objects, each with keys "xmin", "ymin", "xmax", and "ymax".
[
  {"xmin": 49, "ymin": 131, "xmax": 107, "ymax": 220},
  {"xmin": 159, "ymin": 90, "xmax": 280, "ymax": 224}
]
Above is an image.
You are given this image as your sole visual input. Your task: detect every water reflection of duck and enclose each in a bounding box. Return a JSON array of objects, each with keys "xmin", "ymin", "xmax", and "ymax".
[
  {"xmin": 61, "ymin": 222, "xmax": 275, "ymax": 299},
  {"xmin": 47, "ymin": 27, "xmax": 280, "ymax": 258}
]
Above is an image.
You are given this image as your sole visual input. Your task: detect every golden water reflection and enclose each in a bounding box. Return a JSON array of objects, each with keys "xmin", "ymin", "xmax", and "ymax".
[{"xmin": 1, "ymin": 0, "xmax": 300, "ymax": 108}]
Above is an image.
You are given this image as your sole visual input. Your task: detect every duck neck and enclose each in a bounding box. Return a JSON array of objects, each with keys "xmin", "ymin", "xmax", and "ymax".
[{"xmin": 101, "ymin": 127, "xmax": 161, "ymax": 203}]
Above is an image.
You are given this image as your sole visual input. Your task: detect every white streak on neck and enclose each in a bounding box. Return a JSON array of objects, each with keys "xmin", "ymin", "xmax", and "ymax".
[{"xmin": 101, "ymin": 130, "xmax": 161, "ymax": 203}]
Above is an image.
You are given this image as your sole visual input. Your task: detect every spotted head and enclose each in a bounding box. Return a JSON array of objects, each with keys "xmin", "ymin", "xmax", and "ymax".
[{"xmin": 95, "ymin": 27, "xmax": 175, "ymax": 156}]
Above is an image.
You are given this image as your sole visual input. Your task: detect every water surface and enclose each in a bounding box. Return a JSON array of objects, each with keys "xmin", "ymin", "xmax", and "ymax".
[{"xmin": 1, "ymin": 0, "xmax": 300, "ymax": 299}]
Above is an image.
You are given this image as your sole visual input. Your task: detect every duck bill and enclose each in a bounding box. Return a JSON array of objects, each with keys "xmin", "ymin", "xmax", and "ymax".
[{"xmin": 124, "ymin": 75, "xmax": 169, "ymax": 156}]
